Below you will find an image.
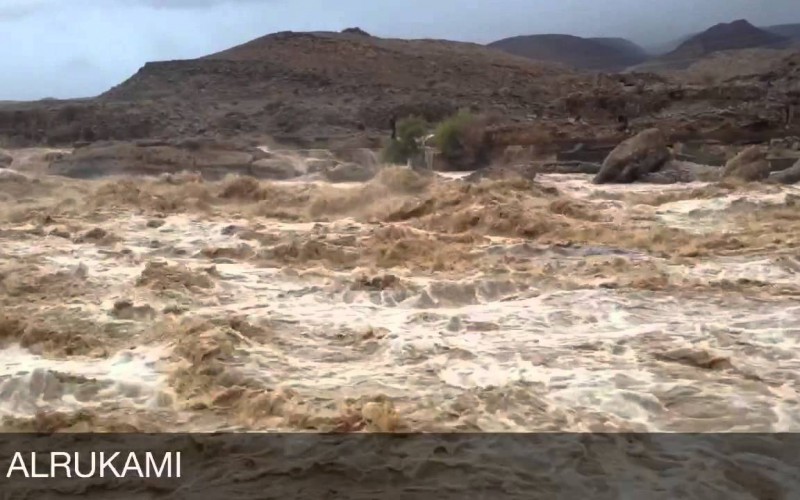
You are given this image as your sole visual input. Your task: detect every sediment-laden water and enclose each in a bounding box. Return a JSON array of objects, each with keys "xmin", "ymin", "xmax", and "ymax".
[{"xmin": 1, "ymin": 155, "xmax": 799, "ymax": 435}]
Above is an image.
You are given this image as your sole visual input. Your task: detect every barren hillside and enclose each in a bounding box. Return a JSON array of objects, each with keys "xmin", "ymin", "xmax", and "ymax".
[{"xmin": 0, "ymin": 30, "xmax": 581, "ymax": 148}]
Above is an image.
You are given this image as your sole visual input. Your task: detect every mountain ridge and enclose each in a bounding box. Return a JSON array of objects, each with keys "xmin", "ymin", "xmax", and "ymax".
[
  {"xmin": 663, "ymin": 19, "xmax": 789, "ymax": 62},
  {"xmin": 487, "ymin": 33, "xmax": 648, "ymax": 71}
]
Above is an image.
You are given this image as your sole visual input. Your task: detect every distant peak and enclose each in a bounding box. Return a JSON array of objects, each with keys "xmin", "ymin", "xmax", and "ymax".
[
  {"xmin": 341, "ymin": 27, "xmax": 371, "ymax": 37},
  {"xmin": 660, "ymin": 17, "xmax": 788, "ymax": 64},
  {"xmin": 705, "ymin": 19, "xmax": 757, "ymax": 32}
]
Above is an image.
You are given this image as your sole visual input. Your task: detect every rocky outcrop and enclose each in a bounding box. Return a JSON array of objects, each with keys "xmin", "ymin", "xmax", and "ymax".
[
  {"xmin": 722, "ymin": 146, "xmax": 771, "ymax": 182},
  {"xmin": 768, "ymin": 159, "xmax": 800, "ymax": 185},
  {"xmin": 593, "ymin": 128, "xmax": 671, "ymax": 184},
  {"xmin": 249, "ymin": 159, "xmax": 302, "ymax": 180}
]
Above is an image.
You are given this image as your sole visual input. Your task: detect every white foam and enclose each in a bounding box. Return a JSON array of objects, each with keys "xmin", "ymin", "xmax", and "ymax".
[
  {"xmin": 0, "ymin": 344, "xmax": 171, "ymax": 416},
  {"xmin": 3, "ymin": 175, "xmax": 800, "ymax": 431}
]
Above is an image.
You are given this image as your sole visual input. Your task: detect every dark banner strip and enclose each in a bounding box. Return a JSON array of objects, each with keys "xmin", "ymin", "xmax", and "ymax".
[{"xmin": 1, "ymin": 433, "xmax": 798, "ymax": 499}]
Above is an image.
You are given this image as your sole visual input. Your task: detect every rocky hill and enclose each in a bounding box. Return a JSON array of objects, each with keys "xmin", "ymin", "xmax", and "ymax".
[
  {"xmin": 0, "ymin": 30, "xmax": 581, "ymax": 148},
  {"xmin": 487, "ymin": 34, "xmax": 648, "ymax": 71},
  {"xmin": 104, "ymin": 30, "xmax": 575, "ymax": 123},
  {"xmin": 646, "ymin": 22, "xmax": 800, "ymax": 56},
  {"xmin": 659, "ymin": 20, "xmax": 789, "ymax": 67}
]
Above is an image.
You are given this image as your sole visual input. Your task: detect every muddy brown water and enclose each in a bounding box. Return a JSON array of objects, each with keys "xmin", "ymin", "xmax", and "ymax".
[
  {"xmin": 0, "ymin": 159, "xmax": 799, "ymax": 435},
  {"xmin": 3, "ymin": 159, "xmax": 800, "ymax": 497}
]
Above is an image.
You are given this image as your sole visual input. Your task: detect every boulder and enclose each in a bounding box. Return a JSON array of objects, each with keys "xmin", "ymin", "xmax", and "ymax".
[
  {"xmin": 768, "ymin": 159, "xmax": 800, "ymax": 185},
  {"xmin": 638, "ymin": 160, "xmax": 721, "ymax": 184},
  {"xmin": 722, "ymin": 145, "xmax": 770, "ymax": 181},
  {"xmin": 322, "ymin": 162, "xmax": 377, "ymax": 183},
  {"xmin": 0, "ymin": 149, "xmax": 12, "ymax": 168},
  {"xmin": 593, "ymin": 128, "xmax": 671, "ymax": 184},
  {"xmin": 250, "ymin": 159, "xmax": 302, "ymax": 180}
]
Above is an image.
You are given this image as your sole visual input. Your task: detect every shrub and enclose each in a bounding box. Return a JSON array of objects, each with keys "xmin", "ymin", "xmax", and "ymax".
[
  {"xmin": 434, "ymin": 110, "xmax": 478, "ymax": 160},
  {"xmin": 434, "ymin": 110, "xmax": 494, "ymax": 169},
  {"xmin": 381, "ymin": 115, "xmax": 429, "ymax": 164},
  {"xmin": 436, "ymin": 110, "xmax": 484, "ymax": 159}
]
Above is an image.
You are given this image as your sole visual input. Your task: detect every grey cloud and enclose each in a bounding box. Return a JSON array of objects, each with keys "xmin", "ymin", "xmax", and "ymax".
[
  {"xmin": 0, "ymin": 0, "xmax": 51, "ymax": 19},
  {"xmin": 0, "ymin": 0, "xmax": 265, "ymax": 19}
]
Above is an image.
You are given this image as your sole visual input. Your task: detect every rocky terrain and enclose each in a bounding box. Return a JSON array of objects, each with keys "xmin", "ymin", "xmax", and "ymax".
[{"xmin": 0, "ymin": 22, "xmax": 798, "ymax": 159}]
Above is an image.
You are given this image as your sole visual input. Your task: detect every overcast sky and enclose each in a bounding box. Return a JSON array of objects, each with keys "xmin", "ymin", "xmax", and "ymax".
[{"xmin": 1, "ymin": 0, "xmax": 798, "ymax": 100}]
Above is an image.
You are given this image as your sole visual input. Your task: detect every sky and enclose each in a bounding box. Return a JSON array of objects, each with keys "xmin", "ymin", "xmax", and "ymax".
[{"xmin": 1, "ymin": 0, "xmax": 798, "ymax": 100}]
